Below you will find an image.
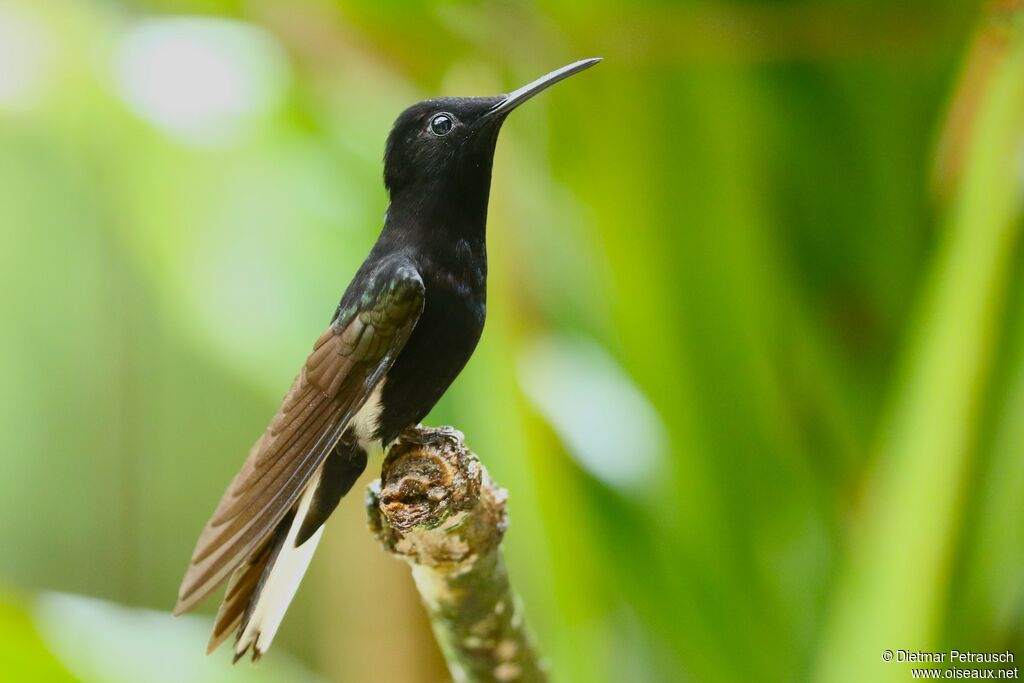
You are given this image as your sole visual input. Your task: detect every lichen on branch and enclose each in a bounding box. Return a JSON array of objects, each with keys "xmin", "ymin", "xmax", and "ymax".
[{"xmin": 366, "ymin": 426, "xmax": 547, "ymax": 683}]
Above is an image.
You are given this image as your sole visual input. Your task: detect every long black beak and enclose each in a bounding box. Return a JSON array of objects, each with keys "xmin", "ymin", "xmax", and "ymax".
[{"xmin": 486, "ymin": 58, "xmax": 602, "ymax": 118}]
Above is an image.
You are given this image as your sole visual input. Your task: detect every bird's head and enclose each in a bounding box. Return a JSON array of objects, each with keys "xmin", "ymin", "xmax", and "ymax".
[{"xmin": 383, "ymin": 58, "xmax": 601, "ymax": 203}]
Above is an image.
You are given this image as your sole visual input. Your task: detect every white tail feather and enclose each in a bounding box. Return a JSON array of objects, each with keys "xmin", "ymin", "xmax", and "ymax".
[{"xmin": 235, "ymin": 469, "xmax": 324, "ymax": 659}]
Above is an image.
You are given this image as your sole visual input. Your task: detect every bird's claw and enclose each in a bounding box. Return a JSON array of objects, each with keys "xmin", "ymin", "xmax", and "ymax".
[{"xmin": 399, "ymin": 424, "xmax": 465, "ymax": 448}]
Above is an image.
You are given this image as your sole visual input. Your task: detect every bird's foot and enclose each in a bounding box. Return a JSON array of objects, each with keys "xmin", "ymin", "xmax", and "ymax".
[{"xmin": 399, "ymin": 424, "xmax": 465, "ymax": 448}]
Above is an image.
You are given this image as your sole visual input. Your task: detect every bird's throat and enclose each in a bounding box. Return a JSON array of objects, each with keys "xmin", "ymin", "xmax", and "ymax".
[{"xmin": 384, "ymin": 172, "xmax": 493, "ymax": 247}]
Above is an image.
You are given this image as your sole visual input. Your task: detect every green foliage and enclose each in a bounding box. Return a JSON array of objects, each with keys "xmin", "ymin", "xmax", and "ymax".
[
  {"xmin": 0, "ymin": 592, "xmax": 78, "ymax": 683},
  {"xmin": 1, "ymin": 0, "xmax": 1021, "ymax": 681}
]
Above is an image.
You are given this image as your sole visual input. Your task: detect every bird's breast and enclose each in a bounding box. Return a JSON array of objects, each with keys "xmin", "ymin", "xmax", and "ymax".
[{"xmin": 375, "ymin": 262, "xmax": 486, "ymax": 443}]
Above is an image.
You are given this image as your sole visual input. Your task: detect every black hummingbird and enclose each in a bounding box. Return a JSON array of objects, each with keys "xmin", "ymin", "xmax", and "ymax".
[{"xmin": 174, "ymin": 57, "xmax": 601, "ymax": 661}]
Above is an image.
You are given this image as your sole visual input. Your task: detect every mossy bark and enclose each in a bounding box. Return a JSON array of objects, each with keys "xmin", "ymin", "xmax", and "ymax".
[{"xmin": 366, "ymin": 426, "xmax": 547, "ymax": 683}]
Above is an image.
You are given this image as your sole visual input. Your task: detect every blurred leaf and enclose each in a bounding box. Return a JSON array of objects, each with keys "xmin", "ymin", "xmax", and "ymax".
[
  {"xmin": 816, "ymin": 7, "xmax": 1024, "ymax": 681},
  {"xmin": 0, "ymin": 592, "xmax": 79, "ymax": 683},
  {"xmin": 33, "ymin": 593, "xmax": 326, "ymax": 683}
]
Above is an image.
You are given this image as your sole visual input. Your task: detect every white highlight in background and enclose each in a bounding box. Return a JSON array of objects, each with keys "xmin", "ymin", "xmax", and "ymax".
[
  {"xmin": 33, "ymin": 592, "xmax": 326, "ymax": 683},
  {"xmin": 0, "ymin": 5, "xmax": 54, "ymax": 111},
  {"xmin": 114, "ymin": 17, "xmax": 289, "ymax": 146},
  {"xmin": 518, "ymin": 335, "xmax": 666, "ymax": 490}
]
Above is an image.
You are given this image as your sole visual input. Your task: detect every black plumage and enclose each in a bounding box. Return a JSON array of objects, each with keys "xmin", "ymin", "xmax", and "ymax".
[{"xmin": 174, "ymin": 58, "xmax": 601, "ymax": 661}]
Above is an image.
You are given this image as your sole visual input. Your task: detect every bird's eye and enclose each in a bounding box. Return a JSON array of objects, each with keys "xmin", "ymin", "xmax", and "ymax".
[{"xmin": 428, "ymin": 113, "xmax": 455, "ymax": 136}]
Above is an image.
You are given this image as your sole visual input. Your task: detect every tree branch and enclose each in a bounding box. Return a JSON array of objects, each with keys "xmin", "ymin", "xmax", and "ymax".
[{"xmin": 365, "ymin": 426, "xmax": 547, "ymax": 683}]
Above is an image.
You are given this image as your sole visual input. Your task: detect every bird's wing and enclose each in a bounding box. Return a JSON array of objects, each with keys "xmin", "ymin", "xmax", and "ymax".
[{"xmin": 175, "ymin": 257, "xmax": 424, "ymax": 615}]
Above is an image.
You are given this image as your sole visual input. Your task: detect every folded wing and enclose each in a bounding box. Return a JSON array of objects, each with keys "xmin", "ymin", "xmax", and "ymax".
[{"xmin": 175, "ymin": 257, "xmax": 425, "ymax": 615}]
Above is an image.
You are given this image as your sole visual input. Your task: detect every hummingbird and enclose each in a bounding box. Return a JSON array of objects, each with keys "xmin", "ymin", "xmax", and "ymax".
[{"xmin": 174, "ymin": 58, "xmax": 601, "ymax": 662}]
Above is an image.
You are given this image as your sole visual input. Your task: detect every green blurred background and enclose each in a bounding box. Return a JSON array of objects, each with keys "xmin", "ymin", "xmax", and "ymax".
[{"xmin": 2, "ymin": 0, "xmax": 1023, "ymax": 681}]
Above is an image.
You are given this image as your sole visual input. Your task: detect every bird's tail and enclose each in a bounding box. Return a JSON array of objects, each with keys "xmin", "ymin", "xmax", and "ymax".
[{"xmin": 207, "ymin": 469, "xmax": 325, "ymax": 662}]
